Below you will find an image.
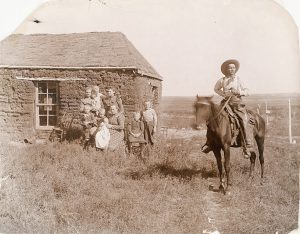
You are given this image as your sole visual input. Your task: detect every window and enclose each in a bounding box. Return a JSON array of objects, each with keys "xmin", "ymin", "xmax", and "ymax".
[
  {"xmin": 35, "ymin": 82, "xmax": 59, "ymax": 129},
  {"xmin": 152, "ymin": 86, "xmax": 159, "ymax": 104}
]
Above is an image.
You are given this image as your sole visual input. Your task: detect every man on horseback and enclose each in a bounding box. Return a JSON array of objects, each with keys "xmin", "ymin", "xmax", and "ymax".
[{"xmin": 202, "ymin": 59, "xmax": 253, "ymax": 159}]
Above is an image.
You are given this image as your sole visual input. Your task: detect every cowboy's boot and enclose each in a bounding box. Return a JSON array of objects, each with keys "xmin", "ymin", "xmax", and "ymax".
[{"xmin": 242, "ymin": 119, "xmax": 254, "ymax": 159}]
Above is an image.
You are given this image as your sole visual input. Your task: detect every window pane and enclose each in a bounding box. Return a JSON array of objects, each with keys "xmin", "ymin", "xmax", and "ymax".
[
  {"xmin": 48, "ymin": 83, "xmax": 57, "ymax": 93},
  {"xmin": 39, "ymin": 116, "xmax": 47, "ymax": 126},
  {"xmin": 36, "ymin": 81, "xmax": 59, "ymax": 128},
  {"xmin": 48, "ymin": 94, "xmax": 57, "ymax": 104},
  {"xmin": 38, "ymin": 94, "xmax": 47, "ymax": 104},
  {"xmin": 39, "ymin": 107, "xmax": 47, "ymax": 115},
  {"xmin": 38, "ymin": 83, "xmax": 47, "ymax": 93},
  {"xmin": 49, "ymin": 107, "xmax": 57, "ymax": 115},
  {"xmin": 49, "ymin": 116, "xmax": 57, "ymax": 126}
]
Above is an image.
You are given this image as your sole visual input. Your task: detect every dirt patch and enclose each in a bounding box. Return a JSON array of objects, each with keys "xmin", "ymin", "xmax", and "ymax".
[{"xmin": 165, "ymin": 128, "xmax": 206, "ymax": 139}]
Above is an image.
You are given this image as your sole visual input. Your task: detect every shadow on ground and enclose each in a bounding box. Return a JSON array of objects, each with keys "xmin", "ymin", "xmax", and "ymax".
[{"xmin": 121, "ymin": 164, "xmax": 217, "ymax": 181}]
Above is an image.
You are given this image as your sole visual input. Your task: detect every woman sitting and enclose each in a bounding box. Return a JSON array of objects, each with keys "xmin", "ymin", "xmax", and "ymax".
[
  {"xmin": 106, "ymin": 105, "xmax": 125, "ymax": 152},
  {"xmin": 90, "ymin": 108, "xmax": 110, "ymax": 151}
]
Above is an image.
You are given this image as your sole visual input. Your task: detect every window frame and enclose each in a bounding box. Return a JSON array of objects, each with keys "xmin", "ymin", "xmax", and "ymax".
[
  {"xmin": 35, "ymin": 81, "xmax": 59, "ymax": 130},
  {"xmin": 152, "ymin": 86, "xmax": 159, "ymax": 104}
]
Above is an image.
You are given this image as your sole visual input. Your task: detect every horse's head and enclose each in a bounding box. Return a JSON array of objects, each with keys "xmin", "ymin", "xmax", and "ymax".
[{"xmin": 194, "ymin": 95, "xmax": 213, "ymax": 129}]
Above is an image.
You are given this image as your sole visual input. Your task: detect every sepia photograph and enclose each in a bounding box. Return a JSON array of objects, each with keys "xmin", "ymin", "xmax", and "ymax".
[{"xmin": 0, "ymin": 0, "xmax": 299, "ymax": 233}]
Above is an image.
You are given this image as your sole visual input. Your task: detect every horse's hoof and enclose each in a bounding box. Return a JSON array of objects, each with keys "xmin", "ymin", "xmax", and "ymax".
[
  {"xmin": 201, "ymin": 145, "xmax": 212, "ymax": 154},
  {"xmin": 219, "ymin": 185, "xmax": 226, "ymax": 194}
]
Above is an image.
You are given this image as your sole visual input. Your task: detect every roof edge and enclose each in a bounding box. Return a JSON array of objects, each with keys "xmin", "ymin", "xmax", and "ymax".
[{"xmin": 0, "ymin": 65, "xmax": 163, "ymax": 80}]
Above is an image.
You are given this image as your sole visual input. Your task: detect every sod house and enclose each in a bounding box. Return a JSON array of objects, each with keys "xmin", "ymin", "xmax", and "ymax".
[{"xmin": 0, "ymin": 32, "xmax": 162, "ymax": 141}]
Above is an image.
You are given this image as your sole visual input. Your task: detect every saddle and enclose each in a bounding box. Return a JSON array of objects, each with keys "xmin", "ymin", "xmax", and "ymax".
[{"xmin": 224, "ymin": 105, "xmax": 255, "ymax": 147}]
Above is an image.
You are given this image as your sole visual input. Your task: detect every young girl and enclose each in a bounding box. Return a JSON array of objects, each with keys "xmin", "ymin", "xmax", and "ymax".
[{"xmin": 127, "ymin": 111, "xmax": 146, "ymax": 158}]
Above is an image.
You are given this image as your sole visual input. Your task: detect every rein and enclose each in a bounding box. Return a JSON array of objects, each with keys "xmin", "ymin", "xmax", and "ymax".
[
  {"xmin": 212, "ymin": 95, "xmax": 232, "ymax": 120},
  {"xmin": 207, "ymin": 96, "xmax": 232, "ymax": 127}
]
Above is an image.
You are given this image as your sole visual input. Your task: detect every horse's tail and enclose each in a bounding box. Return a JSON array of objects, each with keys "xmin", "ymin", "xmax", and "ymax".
[{"xmin": 248, "ymin": 109, "xmax": 266, "ymax": 136}]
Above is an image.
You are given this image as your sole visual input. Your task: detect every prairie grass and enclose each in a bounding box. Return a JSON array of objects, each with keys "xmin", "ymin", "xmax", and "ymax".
[
  {"xmin": 0, "ymin": 139, "xmax": 210, "ymax": 233},
  {"xmin": 0, "ymin": 94, "xmax": 299, "ymax": 233},
  {"xmin": 0, "ymin": 135, "xmax": 299, "ymax": 233}
]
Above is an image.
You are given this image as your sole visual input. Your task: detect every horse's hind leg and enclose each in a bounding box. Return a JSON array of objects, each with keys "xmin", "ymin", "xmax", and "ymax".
[
  {"xmin": 249, "ymin": 152, "xmax": 256, "ymax": 178},
  {"xmin": 213, "ymin": 149, "xmax": 225, "ymax": 192},
  {"xmin": 255, "ymin": 136, "xmax": 265, "ymax": 182}
]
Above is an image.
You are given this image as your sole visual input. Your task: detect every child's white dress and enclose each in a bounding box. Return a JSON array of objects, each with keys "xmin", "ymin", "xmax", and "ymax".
[{"xmin": 95, "ymin": 125, "xmax": 110, "ymax": 149}]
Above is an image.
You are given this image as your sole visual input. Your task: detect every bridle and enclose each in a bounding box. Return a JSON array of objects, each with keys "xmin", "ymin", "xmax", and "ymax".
[{"xmin": 195, "ymin": 95, "xmax": 233, "ymax": 127}]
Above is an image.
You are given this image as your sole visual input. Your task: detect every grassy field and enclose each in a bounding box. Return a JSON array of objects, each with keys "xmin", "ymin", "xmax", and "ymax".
[{"xmin": 0, "ymin": 93, "xmax": 299, "ymax": 233}]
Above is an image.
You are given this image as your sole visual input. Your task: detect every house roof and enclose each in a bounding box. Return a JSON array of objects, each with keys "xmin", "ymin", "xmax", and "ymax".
[{"xmin": 0, "ymin": 32, "xmax": 162, "ymax": 80}]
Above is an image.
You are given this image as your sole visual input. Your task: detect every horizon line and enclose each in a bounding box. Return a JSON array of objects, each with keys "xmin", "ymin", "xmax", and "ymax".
[{"xmin": 162, "ymin": 92, "xmax": 300, "ymax": 97}]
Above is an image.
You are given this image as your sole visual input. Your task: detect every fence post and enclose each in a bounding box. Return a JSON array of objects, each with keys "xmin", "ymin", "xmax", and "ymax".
[
  {"xmin": 265, "ymin": 101, "xmax": 270, "ymax": 126},
  {"xmin": 289, "ymin": 98, "xmax": 293, "ymax": 144}
]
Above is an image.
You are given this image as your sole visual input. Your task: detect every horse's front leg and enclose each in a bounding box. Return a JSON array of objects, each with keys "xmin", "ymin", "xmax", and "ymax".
[
  {"xmin": 213, "ymin": 149, "xmax": 224, "ymax": 192},
  {"xmin": 223, "ymin": 145, "xmax": 232, "ymax": 191}
]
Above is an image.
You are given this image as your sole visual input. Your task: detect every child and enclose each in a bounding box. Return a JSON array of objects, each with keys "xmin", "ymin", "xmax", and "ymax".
[
  {"xmin": 91, "ymin": 86, "xmax": 104, "ymax": 115},
  {"xmin": 92, "ymin": 108, "xmax": 110, "ymax": 151},
  {"xmin": 81, "ymin": 104, "xmax": 96, "ymax": 145},
  {"xmin": 127, "ymin": 111, "xmax": 146, "ymax": 158},
  {"xmin": 80, "ymin": 87, "xmax": 93, "ymax": 112},
  {"xmin": 142, "ymin": 101, "xmax": 157, "ymax": 145}
]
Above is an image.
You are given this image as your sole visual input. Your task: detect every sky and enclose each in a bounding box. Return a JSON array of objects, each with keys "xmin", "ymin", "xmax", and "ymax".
[{"xmin": 0, "ymin": 0, "xmax": 299, "ymax": 96}]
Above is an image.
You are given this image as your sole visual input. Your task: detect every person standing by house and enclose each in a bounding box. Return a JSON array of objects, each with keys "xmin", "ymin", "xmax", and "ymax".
[
  {"xmin": 208, "ymin": 59, "xmax": 253, "ymax": 159},
  {"xmin": 103, "ymin": 88, "xmax": 124, "ymax": 117},
  {"xmin": 80, "ymin": 87, "xmax": 94, "ymax": 113},
  {"xmin": 91, "ymin": 85, "xmax": 105, "ymax": 114},
  {"xmin": 142, "ymin": 101, "xmax": 157, "ymax": 146},
  {"xmin": 106, "ymin": 105, "xmax": 125, "ymax": 152}
]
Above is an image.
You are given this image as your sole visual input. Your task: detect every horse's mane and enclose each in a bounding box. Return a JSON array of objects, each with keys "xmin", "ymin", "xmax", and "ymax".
[
  {"xmin": 194, "ymin": 96, "xmax": 230, "ymax": 130},
  {"xmin": 194, "ymin": 96, "xmax": 221, "ymax": 116}
]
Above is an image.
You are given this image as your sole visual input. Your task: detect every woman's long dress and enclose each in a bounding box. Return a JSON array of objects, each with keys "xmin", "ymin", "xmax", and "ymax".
[{"xmin": 108, "ymin": 112, "xmax": 125, "ymax": 151}]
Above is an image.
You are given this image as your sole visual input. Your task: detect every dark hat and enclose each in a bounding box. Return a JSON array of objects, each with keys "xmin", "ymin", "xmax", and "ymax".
[{"xmin": 221, "ymin": 59, "xmax": 240, "ymax": 75}]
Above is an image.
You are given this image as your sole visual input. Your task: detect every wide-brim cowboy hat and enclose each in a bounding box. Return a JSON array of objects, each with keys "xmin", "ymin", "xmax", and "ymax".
[{"xmin": 221, "ymin": 59, "xmax": 240, "ymax": 75}]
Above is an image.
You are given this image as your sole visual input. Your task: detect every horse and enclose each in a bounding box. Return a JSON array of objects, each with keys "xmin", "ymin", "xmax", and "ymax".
[{"xmin": 194, "ymin": 95, "xmax": 266, "ymax": 193}]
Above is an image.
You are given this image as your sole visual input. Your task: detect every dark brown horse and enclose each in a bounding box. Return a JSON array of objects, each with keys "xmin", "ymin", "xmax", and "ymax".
[{"xmin": 194, "ymin": 95, "xmax": 266, "ymax": 193}]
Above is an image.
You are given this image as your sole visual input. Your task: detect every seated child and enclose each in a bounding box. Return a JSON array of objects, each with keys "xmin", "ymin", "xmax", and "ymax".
[
  {"xmin": 81, "ymin": 104, "xmax": 96, "ymax": 144},
  {"xmin": 90, "ymin": 108, "xmax": 110, "ymax": 151},
  {"xmin": 127, "ymin": 112, "xmax": 146, "ymax": 158}
]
